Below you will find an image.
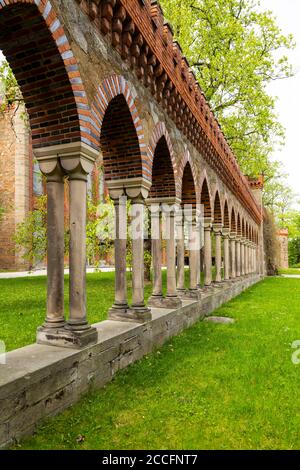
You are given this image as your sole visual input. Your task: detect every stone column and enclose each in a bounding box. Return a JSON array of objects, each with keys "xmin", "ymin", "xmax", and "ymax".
[
  {"xmin": 240, "ymin": 238, "xmax": 245, "ymax": 276},
  {"xmin": 245, "ymin": 242, "xmax": 250, "ymax": 274},
  {"xmin": 213, "ymin": 224, "xmax": 223, "ymax": 283},
  {"xmin": 187, "ymin": 214, "xmax": 201, "ymax": 299},
  {"xmin": 36, "ymin": 143, "xmax": 98, "ymax": 348},
  {"xmin": 64, "ymin": 166, "xmax": 97, "ymax": 345},
  {"xmin": 109, "ymin": 196, "xmax": 130, "ymax": 317},
  {"xmin": 164, "ymin": 208, "xmax": 182, "ymax": 308},
  {"xmin": 148, "ymin": 204, "xmax": 164, "ymax": 307},
  {"xmin": 176, "ymin": 214, "xmax": 186, "ymax": 295},
  {"xmin": 37, "ymin": 159, "xmax": 65, "ymax": 332},
  {"xmin": 204, "ymin": 220, "xmax": 212, "ymax": 286},
  {"xmin": 222, "ymin": 229, "xmax": 230, "ymax": 281},
  {"xmin": 130, "ymin": 196, "xmax": 151, "ymax": 320},
  {"xmin": 230, "ymin": 233, "xmax": 237, "ymax": 279},
  {"xmin": 251, "ymin": 244, "xmax": 255, "ymax": 273},
  {"xmin": 236, "ymin": 236, "xmax": 241, "ymax": 277}
]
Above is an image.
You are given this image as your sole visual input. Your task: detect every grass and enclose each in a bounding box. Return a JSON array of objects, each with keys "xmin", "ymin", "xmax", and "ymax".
[
  {"xmin": 10, "ymin": 276, "xmax": 300, "ymax": 450},
  {"xmin": 279, "ymin": 268, "xmax": 300, "ymax": 275},
  {"xmin": 0, "ymin": 272, "xmax": 154, "ymax": 352}
]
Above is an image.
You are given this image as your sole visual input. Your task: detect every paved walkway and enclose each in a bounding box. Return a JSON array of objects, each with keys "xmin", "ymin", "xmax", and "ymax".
[
  {"xmin": 0, "ymin": 267, "xmax": 115, "ymax": 279},
  {"xmin": 281, "ymin": 274, "xmax": 300, "ymax": 279}
]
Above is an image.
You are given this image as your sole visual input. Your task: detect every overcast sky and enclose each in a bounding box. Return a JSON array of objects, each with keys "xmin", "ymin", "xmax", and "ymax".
[{"xmin": 0, "ymin": 1, "xmax": 299, "ymax": 205}]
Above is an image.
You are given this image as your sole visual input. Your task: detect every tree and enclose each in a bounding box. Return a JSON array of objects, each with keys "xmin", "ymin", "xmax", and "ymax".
[
  {"xmin": 0, "ymin": 59, "xmax": 23, "ymax": 113},
  {"xmin": 160, "ymin": 0, "xmax": 294, "ymax": 178}
]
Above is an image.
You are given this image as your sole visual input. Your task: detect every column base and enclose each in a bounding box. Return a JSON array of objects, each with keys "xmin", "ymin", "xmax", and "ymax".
[
  {"xmin": 180, "ymin": 289, "xmax": 202, "ymax": 301},
  {"xmin": 148, "ymin": 295, "xmax": 165, "ymax": 308},
  {"xmin": 108, "ymin": 306, "xmax": 152, "ymax": 323},
  {"xmin": 36, "ymin": 325, "xmax": 98, "ymax": 349},
  {"xmin": 162, "ymin": 296, "xmax": 182, "ymax": 309}
]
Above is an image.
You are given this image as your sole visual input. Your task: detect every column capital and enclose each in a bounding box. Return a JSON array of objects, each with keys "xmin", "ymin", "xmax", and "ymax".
[
  {"xmin": 204, "ymin": 218, "xmax": 212, "ymax": 230},
  {"xmin": 107, "ymin": 177, "xmax": 151, "ymax": 201},
  {"xmin": 222, "ymin": 228, "xmax": 230, "ymax": 238},
  {"xmin": 34, "ymin": 142, "xmax": 98, "ymax": 181},
  {"xmin": 212, "ymin": 223, "xmax": 223, "ymax": 235},
  {"xmin": 230, "ymin": 232, "xmax": 237, "ymax": 240}
]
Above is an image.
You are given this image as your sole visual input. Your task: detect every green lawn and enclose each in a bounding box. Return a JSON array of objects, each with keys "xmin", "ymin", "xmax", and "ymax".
[
  {"xmin": 10, "ymin": 276, "xmax": 300, "ymax": 450},
  {"xmin": 0, "ymin": 272, "xmax": 153, "ymax": 352}
]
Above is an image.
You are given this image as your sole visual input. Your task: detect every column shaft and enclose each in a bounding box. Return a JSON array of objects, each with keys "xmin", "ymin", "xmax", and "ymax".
[
  {"xmin": 230, "ymin": 238, "xmax": 236, "ymax": 278},
  {"xmin": 150, "ymin": 211, "xmax": 163, "ymax": 298},
  {"xmin": 67, "ymin": 177, "xmax": 89, "ymax": 330},
  {"xmin": 111, "ymin": 199, "xmax": 129, "ymax": 311},
  {"xmin": 215, "ymin": 231, "xmax": 222, "ymax": 282},
  {"xmin": 44, "ymin": 174, "xmax": 65, "ymax": 328},
  {"xmin": 176, "ymin": 219, "xmax": 186, "ymax": 292},
  {"xmin": 131, "ymin": 199, "xmax": 149, "ymax": 314},
  {"xmin": 165, "ymin": 211, "xmax": 181, "ymax": 307},
  {"xmin": 204, "ymin": 226, "xmax": 212, "ymax": 286},
  {"xmin": 223, "ymin": 235, "xmax": 230, "ymax": 281}
]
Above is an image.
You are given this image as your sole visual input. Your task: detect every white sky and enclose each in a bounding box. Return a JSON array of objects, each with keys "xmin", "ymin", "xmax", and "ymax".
[
  {"xmin": 262, "ymin": 0, "xmax": 300, "ymax": 207},
  {"xmin": 0, "ymin": 1, "xmax": 299, "ymax": 205}
]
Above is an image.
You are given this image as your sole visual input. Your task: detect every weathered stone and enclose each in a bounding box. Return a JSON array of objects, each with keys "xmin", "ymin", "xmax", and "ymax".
[{"xmin": 204, "ymin": 316, "xmax": 235, "ymax": 324}]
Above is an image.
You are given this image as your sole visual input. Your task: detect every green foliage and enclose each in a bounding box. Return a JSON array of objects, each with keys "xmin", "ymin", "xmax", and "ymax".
[
  {"xmin": 14, "ymin": 196, "xmax": 47, "ymax": 268},
  {"xmin": 86, "ymin": 196, "xmax": 114, "ymax": 267},
  {"xmin": 0, "ymin": 59, "xmax": 22, "ymax": 113},
  {"xmin": 288, "ymin": 238, "xmax": 300, "ymax": 267},
  {"xmin": 160, "ymin": 0, "xmax": 294, "ymax": 179}
]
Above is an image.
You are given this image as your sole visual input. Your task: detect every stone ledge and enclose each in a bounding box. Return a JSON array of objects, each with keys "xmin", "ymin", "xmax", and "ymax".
[{"xmin": 0, "ymin": 274, "xmax": 263, "ymax": 448}]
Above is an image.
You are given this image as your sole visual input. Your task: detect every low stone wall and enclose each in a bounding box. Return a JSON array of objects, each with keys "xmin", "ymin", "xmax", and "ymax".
[{"xmin": 0, "ymin": 275, "xmax": 262, "ymax": 448}]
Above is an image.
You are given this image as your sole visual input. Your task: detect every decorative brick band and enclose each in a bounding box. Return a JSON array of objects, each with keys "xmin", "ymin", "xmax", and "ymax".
[
  {"xmin": 75, "ymin": 0, "xmax": 262, "ymax": 224},
  {"xmin": 91, "ymin": 75, "xmax": 150, "ymax": 181},
  {"xmin": 0, "ymin": 0, "xmax": 97, "ymax": 150}
]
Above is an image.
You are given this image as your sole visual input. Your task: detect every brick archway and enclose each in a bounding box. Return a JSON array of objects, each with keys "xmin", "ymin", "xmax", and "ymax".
[
  {"xmin": 237, "ymin": 213, "xmax": 242, "ymax": 236},
  {"xmin": 200, "ymin": 177, "xmax": 212, "ymax": 218},
  {"xmin": 148, "ymin": 122, "xmax": 178, "ymax": 199},
  {"xmin": 178, "ymin": 149, "xmax": 199, "ymax": 204},
  {"xmin": 0, "ymin": 0, "xmax": 96, "ymax": 149},
  {"xmin": 213, "ymin": 191, "xmax": 223, "ymax": 225},
  {"xmin": 91, "ymin": 75, "xmax": 150, "ymax": 181},
  {"xmin": 224, "ymin": 200, "xmax": 230, "ymax": 229},
  {"xmin": 231, "ymin": 207, "xmax": 237, "ymax": 232}
]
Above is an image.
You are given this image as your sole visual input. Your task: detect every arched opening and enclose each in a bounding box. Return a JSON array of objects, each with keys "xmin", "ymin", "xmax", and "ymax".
[
  {"xmin": 213, "ymin": 192, "xmax": 222, "ymax": 225},
  {"xmin": 200, "ymin": 178, "xmax": 212, "ymax": 218},
  {"xmin": 231, "ymin": 208, "xmax": 237, "ymax": 233},
  {"xmin": 237, "ymin": 214, "xmax": 242, "ymax": 236},
  {"xmin": 0, "ymin": 2, "xmax": 99, "ymax": 347},
  {"xmin": 0, "ymin": 3, "xmax": 81, "ymax": 148},
  {"xmin": 99, "ymin": 92, "xmax": 151, "ymax": 320},
  {"xmin": 212, "ymin": 191, "xmax": 223, "ymax": 281},
  {"xmin": 100, "ymin": 95, "xmax": 143, "ymax": 180},
  {"xmin": 149, "ymin": 137, "xmax": 176, "ymax": 200},
  {"xmin": 180, "ymin": 162, "xmax": 198, "ymax": 291},
  {"xmin": 148, "ymin": 136, "xmax": 178, "ymax": 307},
  {"xmin": 182, "ymin": 162, "xmax": 197, "ymax": 208},
  {"xmin": 223, "ymin": 200, "xmax": 230, "ymax": 229}
]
